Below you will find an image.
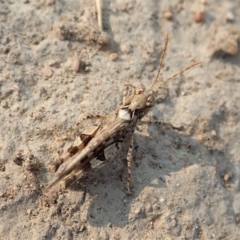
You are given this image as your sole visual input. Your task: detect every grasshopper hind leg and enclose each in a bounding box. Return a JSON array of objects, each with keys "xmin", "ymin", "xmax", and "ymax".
[
  {"xmin": 119, "ymin": 133, "xmax": 135, "ymax": 195},
  {"xmin": 126, "ymin": 134, "xmax": 134, "ymax": 194},
  {"xmin": 58, "ymin": 149, "xmax": 107, "ymax": 190},
  {"xmin": 60, "ymin": 162, "xmax": 92, "ymax": 190},
  {"xmin": 48, "ymin": 124, "xmax": 101, "ymax": 173}
]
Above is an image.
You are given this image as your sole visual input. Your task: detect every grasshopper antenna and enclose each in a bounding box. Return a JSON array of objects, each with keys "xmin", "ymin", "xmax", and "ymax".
[
  {"xmin": 149, "ymin": 34, "xmax": 201, "ymax": 90},
  {"xmin": 149, "ymin": 34, "xmax": 169, "ymax": 90},
  {"xmin": 159, "ymin": 61, "xmax": 201, "ymax": 88}
]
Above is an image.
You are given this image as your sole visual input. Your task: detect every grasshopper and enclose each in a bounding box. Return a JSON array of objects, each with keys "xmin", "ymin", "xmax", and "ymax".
[{"xmin": 46, "ymin": 35, "xmax": 201, "ymax": 193}]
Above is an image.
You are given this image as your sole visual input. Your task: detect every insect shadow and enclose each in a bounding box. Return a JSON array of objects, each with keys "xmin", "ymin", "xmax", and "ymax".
[{"xmin": 65, "ymin": 106, "xmax": 234, "ymax": 228}]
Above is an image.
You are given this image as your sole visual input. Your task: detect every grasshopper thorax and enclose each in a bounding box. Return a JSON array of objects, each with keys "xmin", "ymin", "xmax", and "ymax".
[{"xmin": 118, "ymin": 88, "xmax": 156, "ymax": 121}]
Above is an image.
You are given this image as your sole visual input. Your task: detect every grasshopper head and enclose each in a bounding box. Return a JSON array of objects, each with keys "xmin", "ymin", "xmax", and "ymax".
[{"xmin": 128, "ymin": 88, "xmax": 155, "ymax": 112}]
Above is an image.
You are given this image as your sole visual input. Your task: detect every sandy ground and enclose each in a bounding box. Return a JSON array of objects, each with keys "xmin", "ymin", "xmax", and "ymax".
[{"xmin": 0, "ymin": 0, "xmax": 240, "ymax": 239}]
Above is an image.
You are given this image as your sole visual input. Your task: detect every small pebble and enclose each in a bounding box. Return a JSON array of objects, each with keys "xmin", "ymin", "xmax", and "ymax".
[
  {"xmin": 220, "ymin": 38, "xmax": 238, "ymax": 55},
  {"xmin": 13, "ymin": 153, "xmax": 24, "ymax": 166},
  {"xmin": 47, "ymin": 190, "xmax": 58, "ymax": 204},
  {"xmin": 71, "ymin": 57, "xmax": 81, "ymax": 73},
  {"xmin": 226, "ymin": 11, "xmax": 234, "ymax": 22},
  {"xmin": 211, "ymin": 130, "xmax": 217, "ymax": 136},
  {"xmin": 223, "ymin": 173, "xmax": 230, "ymax": 182},
  {"xmin": 99, "ymin": 31, "xmax": 111, "ymax": 46},
  {"xmin": 1, "ymin": 100, "xmax": 9, "ymax": 109},
  {"xmin": 121, "ymin": 3, "xmax": 129, "ymax": 12},
  {"xmin": 223, "ymin": 171, "xmax": 233, "ymax": 183},
  {"xmin": 85, "ymin": 66, "xmax": 90, "ymax": 72},
  {"xmin": 79, "ymin": 225, "xmax": 85, "ymax": 232},
  {"xmin": 26, "ymin": 209, "xmax": 32, "ymax": 215},
  {"xmin": 145, "ymin": 204, "xmax": 153, "ymax": 213},
  {"xmin": 197, "ymin": 134, "xmax": 203, "ymax": 141},
  {"xmin": 46, "ymin": 0, "xmax": 55, "ymax": 6},
  {"xmin": 194, "ymin": 11, "xmax": 204, "ymax": 23},
  {"xmin": 0, "ymin": 163, "xmax": 5, "ymax": 171},
  {"xmin": 48, "ymin": 59, "xmax": 61, "ymax": 68},
  {"xmin": 163, "ymin": 11, "xmax": 173, "ymax": 20},
  {"xmin": 134, "ymin": 207, "xmax": 142, "ymax": 215},
  {"xmin": 2, "ymin": 72, "xmax": 10, "ymax": 79},
  {"xmin": 41, "ymin": 66, "xmax": 53, "ymax": 79},
  {"xmin": 121, "ymin": 42, "xmax": 133, "ymax": 54},
  {"xmin": 110, "ymin": 53, "xmax": 118, "ymax": 61}
]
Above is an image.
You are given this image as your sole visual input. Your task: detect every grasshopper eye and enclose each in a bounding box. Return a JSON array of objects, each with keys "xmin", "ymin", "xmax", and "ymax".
[{"xmin": 146, "ymin": 95, "xmax": 155, "ymax": 106}]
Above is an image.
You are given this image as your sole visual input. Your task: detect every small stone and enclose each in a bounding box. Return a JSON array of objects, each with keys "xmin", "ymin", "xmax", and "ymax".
[
  {"xmin": 160, "ymin": 198, "xmax": 165, "ymax": 203},
  {"xmin": 48, "ymin": 162, "xmax": 60, "ymax": 173},
  {"xmin": 226, "ymin": 11, "xmax": 234, "ymax": 22},
  {"xmin": 197, "ymin": 134, "xmax": 203, "ymax": 141},
  {"xmin": 220, "ymin": 38, "xmax": 238, "ymax": 55},
  {"xmin": 223, "ymin": 173, "xmax": 230, "ymax": 182},
  {"xmin": 222, "ymin": 170, "xmax": 233, "ymax": 183},
  {"xmin": 13, "ymin": 153, "xmax": 24, "ymax": 166},
  {"xmin": 84, "ymin": 66, "xmax": 90, "ymax": 72},
  {"xmin": 211, "ymin": 130, "xmax": 217, "ymax": 136},
  {"xmin": 121, "ymin": 42, "xmax": 133, "ymax": 54},
  {"xmin": 24, "ymin": 155, "xmax": 39, "ymax": 172},
  {"xmin": 41, "ymin": 66, "xmax": 53, "ymax": 79},
  {"xmin": 194, "ymin": 11, "xmax": 204, "ymax": 23},
  {"xmin": 46, "ymin": 0, "xmax": 55, "ymax": 6},
  {"xmin": 2, "ymin": 72, "xmax": 10, "ymax": 79},
  {"xmin": 48, "ymin": 59, "xmax": 61, "ymax": 68},
  {"xmin": 99, "ymin": 31, "xmax": 111, "ymax": 46},
  {"xmin": 1, "ymin": 100, "xmax": 9, "ymax": 109},
  {"xmin": 163, "ymin": 11, "xmax": 173, "ymax": 20},
  {"xmin": 26, "ymin": 209, "xmax": 32, "ymax": 215},
  {"xmin": 121, "ymin": 3, "xmax": 129, "ymax": 12},
  {"xmin": 235, "ymin": 213, "xmax": 240, "ymax": 224},
  {"xmin": 0, "ymin": 163, "xmax": 5, "ymax": 171},
  {"xmin": 208, "ymin": 26, "xmax": 239, "ymax": 58},
  {"xmin": 79, "ymin": 225, "xmax": 85, "ymax": 232},
  {"xmin": 71, "ymin": 57, "xmax": 81, "ymax": 73},
  {"xmin": 134, "ymin": 207, "xmax": 142, "ymax": 215},
  {"xmin": 47, "ymin": 190, "xmax": 58, "ymax": 205},
  {"xmin": 110, "ymin": 53, "xmax": 118, "ymax": 61},
  {"xmin": 145, "ymin": 204, "xmax": 153, "ymax": 213}
]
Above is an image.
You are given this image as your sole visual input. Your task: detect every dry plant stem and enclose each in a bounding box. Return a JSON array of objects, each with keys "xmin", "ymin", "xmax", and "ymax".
[{"xmin": 96, "ymin": 0, "xmax": 103, "ymax": 30}]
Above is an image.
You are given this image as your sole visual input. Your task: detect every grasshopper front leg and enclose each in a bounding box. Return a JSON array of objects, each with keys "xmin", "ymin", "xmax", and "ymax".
[{"xmin": 140, "ymin": 120, "xmax": 184, "ymax": 131}]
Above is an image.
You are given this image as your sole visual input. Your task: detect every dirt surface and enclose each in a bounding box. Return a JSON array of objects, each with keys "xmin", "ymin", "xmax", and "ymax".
[{"xmin": 1, "ymin": 0, "xmax": 240, "ymax": 239}]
